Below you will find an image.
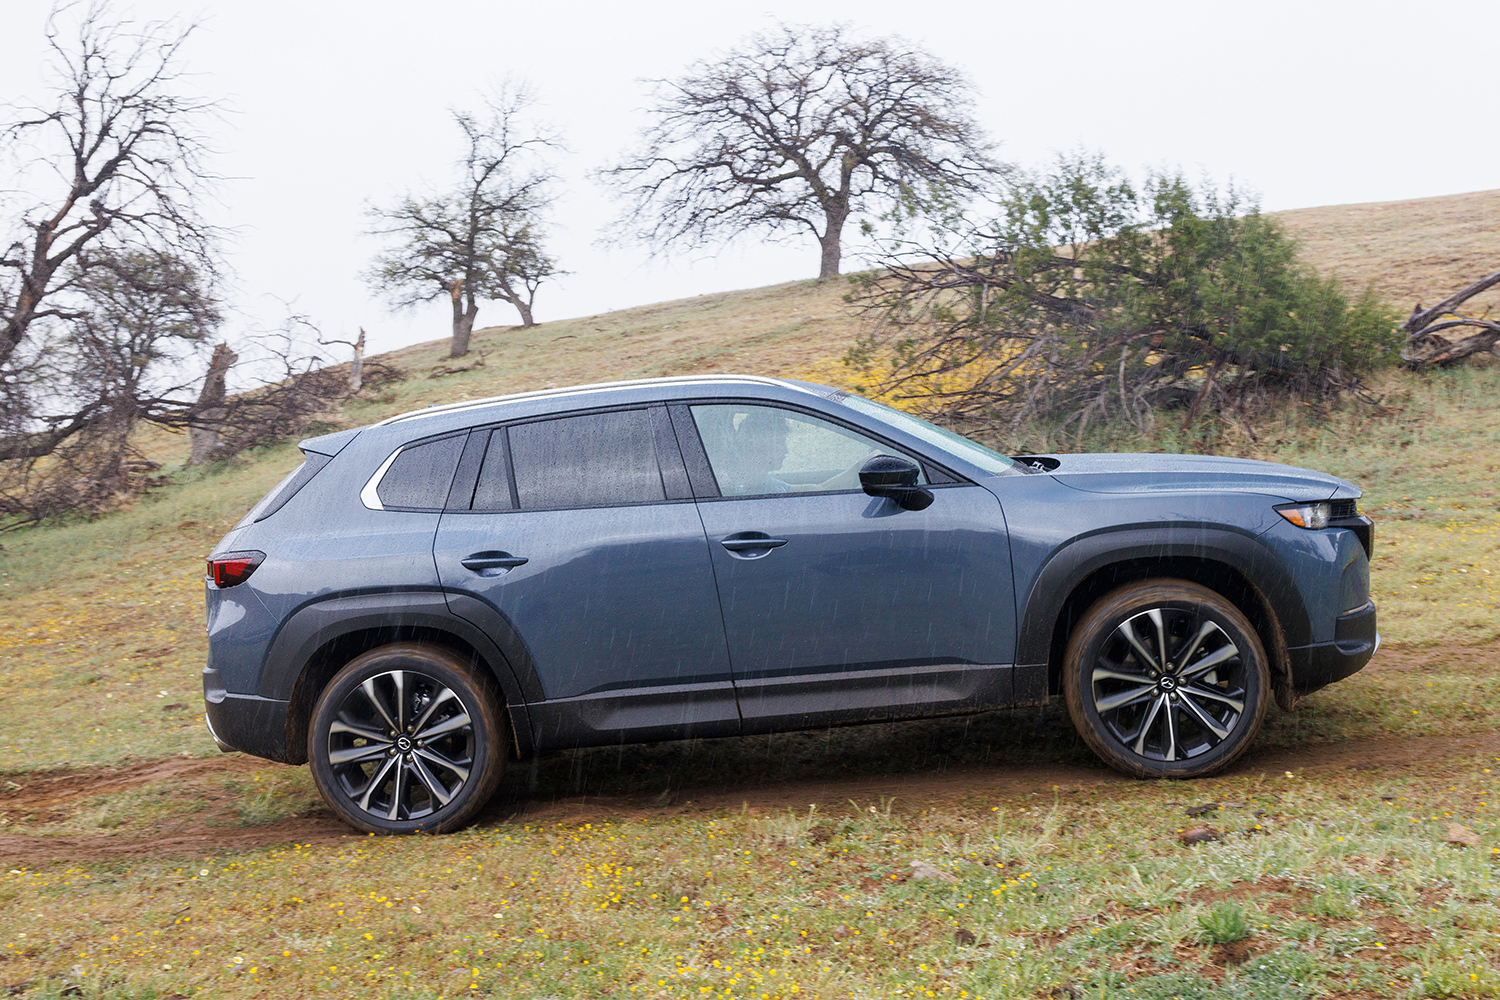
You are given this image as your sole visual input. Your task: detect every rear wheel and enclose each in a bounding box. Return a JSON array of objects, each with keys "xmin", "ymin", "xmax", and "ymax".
[
  {"xmin": 1063, "ymin": 579, "xmax": 1269, "ymax": 778},
  {"xmin": 309, "ymin": 643, "xmax": 506, "ymax": 834}
]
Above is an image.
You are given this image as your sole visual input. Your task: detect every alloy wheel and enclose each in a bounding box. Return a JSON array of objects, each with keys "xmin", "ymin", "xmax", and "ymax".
[
  {"xmin": 323, "ymin": 669, "xmax": 476, "ymax": 822},
  {"xmin": 1089, "ymin": 606, "xmax": 1247, "ymax": 763}
]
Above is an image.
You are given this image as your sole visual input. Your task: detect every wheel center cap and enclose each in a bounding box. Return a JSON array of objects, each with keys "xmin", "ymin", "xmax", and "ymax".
[
  {"xmin": 395, "ymin": 736, "xmax": 413, "ymax": 753},
  {"xmin": 1158, "ymin": 676, "xmax": 1177, "ymax": 692}
]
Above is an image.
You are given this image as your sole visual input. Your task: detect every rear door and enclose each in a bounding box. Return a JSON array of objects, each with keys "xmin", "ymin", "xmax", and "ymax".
[
  {"xmin": 676, "ymin": 401, "xmax": 1018, "ymax": 732},
  {"xmin": 434, "ymin": 405, "xmax": 737, "ymax": 748}
]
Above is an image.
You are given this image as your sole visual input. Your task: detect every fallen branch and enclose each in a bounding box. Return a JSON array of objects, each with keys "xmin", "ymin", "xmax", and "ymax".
[{"xmin": 1400, "ymin": 269, "xmax": 1500, "ymax": 367}]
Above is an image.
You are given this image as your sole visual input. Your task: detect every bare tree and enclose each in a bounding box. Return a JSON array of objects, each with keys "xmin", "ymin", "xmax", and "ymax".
[
  {"xmin": 318, "ymin": 326, "xmax": 366, "ymax": 393},
  {"xmin": 1, "ymin": 2, "xmax": 219, "ymax": 369},
  {"xmin": 366, "ymin": 84, "xmax": 561, "ymax": 358},
  {"xmin": 0, "ymin": 247, "xmax": 220, "ymax": 523},
  {"xmin": 600, "ymin": 23, "xmax": 999, "ymax": 279}
]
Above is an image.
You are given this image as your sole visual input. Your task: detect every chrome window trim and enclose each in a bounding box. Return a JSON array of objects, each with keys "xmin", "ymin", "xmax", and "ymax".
[{"xmin": 360, "ymin": 447, "xmax": 405, "ymax": 511}]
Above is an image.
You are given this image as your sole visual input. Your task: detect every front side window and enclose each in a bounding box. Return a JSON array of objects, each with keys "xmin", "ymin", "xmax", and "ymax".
[
  {"xmin": 506, "ymin": 409, "xmax": 666, "ymax": 509},
  {"xmin": 834, "ymin": 393, "xmax": 1025, "ymax": 477},
  {"xmin": 690, "ymin": 404, "xmax": 924, "ymax": 498}
]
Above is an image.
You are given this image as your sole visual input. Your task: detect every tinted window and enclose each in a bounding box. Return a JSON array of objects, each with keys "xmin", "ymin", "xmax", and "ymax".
[
  {"xmin": 509, "ymin": 409, "xmax": 666, "ymax": 509},
  {"xmin": 376, "ymin": 435, "xmax": 464, "ymax": 510},
  {"xmin": 470, "ymin": 430, "xmax": 516, "ymax": 511},
  {"xmin": 690, "ymin": 404, "xmax": 924, "ymax": 497}
]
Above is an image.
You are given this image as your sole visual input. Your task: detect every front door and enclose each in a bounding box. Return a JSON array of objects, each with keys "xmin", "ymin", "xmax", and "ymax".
[
  {"xmin": 682, "ymin": 402, "xmax": 1019, "ymax": 732},
  {"xmin": 434, "ymin": 406, "xmax": 737, "ymax": 749}
]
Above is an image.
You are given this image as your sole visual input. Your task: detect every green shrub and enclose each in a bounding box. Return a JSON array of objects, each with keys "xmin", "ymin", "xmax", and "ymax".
[{"xmin": 1197, "ymin": 901, "xmax": 1251, "ymax": 945}]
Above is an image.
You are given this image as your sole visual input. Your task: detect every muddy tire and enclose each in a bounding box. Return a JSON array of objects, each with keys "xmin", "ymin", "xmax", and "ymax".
[
  {"xmin": 1063, "ymin": 579, "xmax": 1269, "ymax": 779},
  {"xmin": 309, "ymin": 643, "xmax": 506, "ymax": 834}
]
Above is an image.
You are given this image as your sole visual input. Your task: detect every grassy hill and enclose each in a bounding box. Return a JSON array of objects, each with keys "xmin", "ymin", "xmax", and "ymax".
[
  {"xmin": 0, "ymin": 190, "xmax": 1497, "ymax": 1000},
  {"xmin": 1275, "ymin": 187, "xmax": 1500, "ymax": 315}
]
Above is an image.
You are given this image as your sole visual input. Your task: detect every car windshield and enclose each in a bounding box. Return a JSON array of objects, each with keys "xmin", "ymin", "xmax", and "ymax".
[{"xmin": 832, "ymin": 393, "xmax": 1027, "ymax": 477}]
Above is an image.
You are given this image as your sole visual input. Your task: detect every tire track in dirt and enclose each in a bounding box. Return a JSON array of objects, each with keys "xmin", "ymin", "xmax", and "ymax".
[{"xmin": 3, "ymin": 728, "xmax": 1497, "ymax": 863}]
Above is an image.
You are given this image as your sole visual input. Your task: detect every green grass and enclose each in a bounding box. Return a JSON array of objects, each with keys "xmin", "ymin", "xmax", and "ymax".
[{"xmin": 6, "ymin": 765, "xmax": 1500, "ymax": 998}]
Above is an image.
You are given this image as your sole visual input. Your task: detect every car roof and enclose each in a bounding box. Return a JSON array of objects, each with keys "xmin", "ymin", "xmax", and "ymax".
[{"xmin": 373, "ymin": 374, "xmax": 836, "ymax": 428}]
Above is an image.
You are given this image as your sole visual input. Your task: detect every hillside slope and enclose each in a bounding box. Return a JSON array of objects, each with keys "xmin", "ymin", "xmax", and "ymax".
[
  {"xmin": 114, "ymin": 185, "xmax": 1499, "ymax": 483},
  {"xmin": 1274, "ymin": 188, "xmax": 1500, "ymax": 315},
  {"xmin": 412, "ymin": 187, "xmax": 1500, "ymax": 409}
]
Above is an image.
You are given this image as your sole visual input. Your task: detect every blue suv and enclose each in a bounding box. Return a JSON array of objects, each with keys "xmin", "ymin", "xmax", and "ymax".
[{"xmin": 203, "ymin": 376, "xmax": 1377, "ymax": 833}]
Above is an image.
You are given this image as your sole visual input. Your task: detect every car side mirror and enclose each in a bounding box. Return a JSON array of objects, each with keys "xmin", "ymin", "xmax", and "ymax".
[{"xmin": 859, "ymin": 455, "xmax": 933, "ymax": 511}]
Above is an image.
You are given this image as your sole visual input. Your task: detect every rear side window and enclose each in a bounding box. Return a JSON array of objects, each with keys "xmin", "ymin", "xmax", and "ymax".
[
  {"xmin": 505, "ymin": 409, "xmax": 665, "ymax": 509},
  {"xmin": 376, "ymin": 435, "xmax": 464, "ymax": 510}
]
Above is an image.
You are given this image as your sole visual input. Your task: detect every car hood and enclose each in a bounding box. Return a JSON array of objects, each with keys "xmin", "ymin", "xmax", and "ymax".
[{"xmin": 1025, "ymin": 453, "xmax": 1357, "ymax": 501}]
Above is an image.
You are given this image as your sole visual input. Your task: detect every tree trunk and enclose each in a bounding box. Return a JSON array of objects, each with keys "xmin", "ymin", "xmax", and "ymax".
[
  {"xmin": 1181, "ymin": 350, "xmax": 1227, "ymax": 432},
  {"xmin": 817, "ymin": 204, "xmax": 849, "ymax": 279},
  {"xmin": 349, "ymin": 328, "xmax": 365, "ymax": 393},
  {"xmin": 514, "ymin": 300, "xmax": 535, "ymax": 328},
  {"xmin": 188, "ymin": 342, "xmax": 238, "ymax": 465},
  {"xmin": 449, "ymin": 279, "xmax": 476, "ymax": 358}
]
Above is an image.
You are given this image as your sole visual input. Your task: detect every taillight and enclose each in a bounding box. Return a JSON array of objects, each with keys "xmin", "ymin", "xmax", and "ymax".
[{"xmin": 207, "ymin": 550, "xmax": 265, "ymax": 588}]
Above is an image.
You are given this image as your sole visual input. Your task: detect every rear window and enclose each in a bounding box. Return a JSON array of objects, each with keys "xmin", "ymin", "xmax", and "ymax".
[
  {"xmin": 235, "ymin": 452, "xmax": 331, "ymax": 527},
  {"xmin": 376, "ymin": 436, "xmax": 464, "ymax": 510},
  {"xmin": 505, "ymin": 409, "xmax": 665, "ymax": 509}
]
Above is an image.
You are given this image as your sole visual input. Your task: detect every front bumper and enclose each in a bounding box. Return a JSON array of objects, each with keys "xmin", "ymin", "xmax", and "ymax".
[{"xmin": 1287, "ymin": 600, "xmax": 1378, "ymax": 697}]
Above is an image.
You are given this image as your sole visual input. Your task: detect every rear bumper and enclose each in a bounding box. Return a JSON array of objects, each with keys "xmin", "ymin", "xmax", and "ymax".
[
  {"xmin": 204, "ymin": 665, "xmax": 294, "ymax": 763},
  {"xmin": 1288, "ymin": 601, "xmax": 1378, "ymax": 696}
]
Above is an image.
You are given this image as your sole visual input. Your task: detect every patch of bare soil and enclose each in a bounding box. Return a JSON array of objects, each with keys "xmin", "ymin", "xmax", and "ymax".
[
  {"xmin": 1364, "ymin": 638, "xmax": 1500, "ymax": 674},
  {"xmin": 0, "ymin": 754, "xmax": 258, "ymax": 820},
  {"xmin": 0, "ymin": 755, "xmax": 351, "ymax": 863},
  {"xmin": 1208, "ymin": 939, "xmax": 1256, "ymax": 967}
]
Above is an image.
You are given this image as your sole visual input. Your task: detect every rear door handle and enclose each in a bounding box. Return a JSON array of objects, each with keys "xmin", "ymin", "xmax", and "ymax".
[
  {"xmin": 461, "ymin": 551, "xmax": 529, "ymax": 571},
  {"xmin": 720, "ymin": 533, "xmax": 788, "ymax": 552}
]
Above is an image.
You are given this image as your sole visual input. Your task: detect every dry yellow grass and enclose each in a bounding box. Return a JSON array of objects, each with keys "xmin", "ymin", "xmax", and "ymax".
[{"xmin": 1275, "ymin": 187, "xmax": 1500, "ymax": 315}]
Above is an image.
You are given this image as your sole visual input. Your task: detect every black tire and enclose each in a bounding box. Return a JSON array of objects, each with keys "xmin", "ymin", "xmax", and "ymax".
[
  {"xmin": 1062, "ymin": 579, "xmax": 1269, "ymax": 779},
  {"xmin": 308, "ymin": 643, "xmax": 507, "ymax": 834}
]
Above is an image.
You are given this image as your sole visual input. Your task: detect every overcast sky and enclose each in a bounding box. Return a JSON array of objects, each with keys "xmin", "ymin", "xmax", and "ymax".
[{"xmin": 3, "ymin": 0, "xmax": 1496, "ymax": 360}]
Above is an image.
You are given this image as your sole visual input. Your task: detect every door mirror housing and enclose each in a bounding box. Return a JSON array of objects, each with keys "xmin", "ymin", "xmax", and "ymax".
[{"xmin": 859, "ymin": 455, "xmax": 933, "ymax": 511}]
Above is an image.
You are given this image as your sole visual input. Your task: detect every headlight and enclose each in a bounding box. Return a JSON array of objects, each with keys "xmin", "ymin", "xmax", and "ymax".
[{"xmin": 1275, "ymin": 502, "xmax": 1331, "ymax": 529}]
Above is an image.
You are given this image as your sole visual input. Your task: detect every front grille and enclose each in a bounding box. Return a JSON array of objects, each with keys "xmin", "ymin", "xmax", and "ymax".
[{"xmin": 1330, "ymin": 498, "xmax": 1358, "ymax": 519}]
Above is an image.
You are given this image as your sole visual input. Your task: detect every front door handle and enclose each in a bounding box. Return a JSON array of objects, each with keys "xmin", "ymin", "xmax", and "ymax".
[
  {"xmin": 461, "ymin": 551, "xmax": 529, "ymax": 571},
  {"xmin": 720, "ymin": 533, "xmax": 788, "ymax": 553}
]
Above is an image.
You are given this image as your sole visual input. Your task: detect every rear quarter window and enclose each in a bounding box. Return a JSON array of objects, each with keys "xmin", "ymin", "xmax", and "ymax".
[{"xmin": 376, "ymin": 435, "xmax": 465, "ymax": 510}]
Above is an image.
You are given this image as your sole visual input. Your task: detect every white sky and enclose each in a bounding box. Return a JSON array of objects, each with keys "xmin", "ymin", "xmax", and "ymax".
[{"xmin": 3, "ymin": 0, "xmax": 1497, "ymax": 360}]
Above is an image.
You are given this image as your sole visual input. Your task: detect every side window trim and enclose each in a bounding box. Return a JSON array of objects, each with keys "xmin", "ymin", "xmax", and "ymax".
[
  {"xmin": 445, "ymin": 430, "xmax": 487, "ymax": 511},
  {"xmin": 650, "ymin": 405, "xmax": 693, "ymax": 501},
  {"xmin": 669, "ymin": 397, "xmax": 970, "ymax": 499},
  {"xmin": 496, "ymin": 427, "xmax": 520, "ymax": 510},
  {"xmin": 668, "ymin": 403, "xmax": 720, "ymax": 498},
  {"xmin": 360, "ymin": 448, "xmax": 404, "ymax": 511}
]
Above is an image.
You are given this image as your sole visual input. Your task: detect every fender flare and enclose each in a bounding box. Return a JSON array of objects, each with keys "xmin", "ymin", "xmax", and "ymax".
[
  {"xmin": 1013, "ymin": 525, "xmax": 1311, "ymax": 669},
  {"xmin": 259, "ymin": 590, "xmax": 541, "ymax": 756}
]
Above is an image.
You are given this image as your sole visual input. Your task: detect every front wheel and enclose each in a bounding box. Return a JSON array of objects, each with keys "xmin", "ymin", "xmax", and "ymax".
[
  {"xmin": 1063, "ymin": 579, "xmax": 1269, "ymax": 779},
  {"xmin": 309, "ymin": 643, "xmax": 507, "ymax": 834}
]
